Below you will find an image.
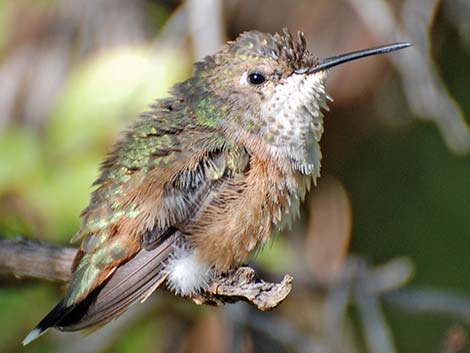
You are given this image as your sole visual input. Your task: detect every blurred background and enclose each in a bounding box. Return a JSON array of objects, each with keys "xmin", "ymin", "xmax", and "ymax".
[{"xmin": 0, "ymin": 0, "xmax": 469, "ymax": 352}]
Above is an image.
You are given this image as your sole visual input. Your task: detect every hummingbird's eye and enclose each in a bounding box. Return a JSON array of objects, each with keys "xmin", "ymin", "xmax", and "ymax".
[{"xmin": 247, "ymin": 72, "xmax": 266, "ymax": 85}]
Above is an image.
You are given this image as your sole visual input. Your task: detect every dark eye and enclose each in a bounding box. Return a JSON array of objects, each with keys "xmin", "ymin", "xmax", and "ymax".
[{"xmin": 247, "ymin": 72, "xmax": 266, "ymax": 85}]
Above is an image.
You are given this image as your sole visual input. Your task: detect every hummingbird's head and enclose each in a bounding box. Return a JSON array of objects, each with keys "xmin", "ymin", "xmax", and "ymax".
[
  {"xmin": 179, "ymin": 29, "xmax": 325, "ymax": 173},
  {"xmin": 178, "ymin": 29, "xmax": 410, "ymax": 174}
]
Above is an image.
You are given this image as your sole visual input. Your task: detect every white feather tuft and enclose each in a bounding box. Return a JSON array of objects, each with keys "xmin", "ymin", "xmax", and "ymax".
[{"xmin": 164, "ymin": 246, "xmax": 212, "ymax": 296}]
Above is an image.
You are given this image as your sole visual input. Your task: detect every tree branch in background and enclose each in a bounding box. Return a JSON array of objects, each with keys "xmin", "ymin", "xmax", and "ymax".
[
  {"xmin": 0, "ymin": 237, "xmax": 75, "ymax": 283},
  {"xmin": 0, "ymin": 237, "xmax": 292, "ymax": 311}
]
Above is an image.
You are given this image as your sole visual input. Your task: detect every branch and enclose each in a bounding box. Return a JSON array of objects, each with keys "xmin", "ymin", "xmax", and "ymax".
[
  {"xmin": 0, "ymin": 237, "xmax": 75, "ymax": 282},
  {"xmin": 192, "ymin": 267, "xmax": 293, "ymax": 311},
  {"xmin": 0, "ymin": 237, "xmax": 292, "ymax": 311}
]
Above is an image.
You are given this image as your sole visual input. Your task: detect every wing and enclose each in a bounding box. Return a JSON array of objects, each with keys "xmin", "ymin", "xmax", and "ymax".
[
  {"xmin": 54, "ymin": 147, "xmax": 235, "ymax": 332},
  {"xmin": 68, "ymin": 100, "xmax": 227, "ymax": 305},
  {"xmin": 23, "ymin": 99, "xmax": 234, "ymax": 343},
  {"xmin": 54, "ymin": 231, "xmax": 179, "ymax": 332}
]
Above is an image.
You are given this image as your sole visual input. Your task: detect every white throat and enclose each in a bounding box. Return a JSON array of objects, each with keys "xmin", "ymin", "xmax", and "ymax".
[{"xmin": 260, "ymin": 71, "xmax": 328, "ymax": 175}]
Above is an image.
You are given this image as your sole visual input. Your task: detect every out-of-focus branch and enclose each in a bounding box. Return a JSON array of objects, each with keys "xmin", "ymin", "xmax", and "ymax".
[
  {"xmin": 0, "ymin": 237, "xmax": 76, "ymax": 282},
  {"xmin": 0, "ymin": 237, "xmax": 292, "ymax": 311},
  {"xmin": 354, "ymin": 260, "xmax": 397, "ymax": 353},
  {"xmin": 385, "ymin": 288, "xmax": 470, "ymax": 322},
  {"xmin": 246, "ymin": 312, "xmax": 327, "ymax": 353},
  {"xmin": 186, "ymin": 0, "xmax": 224, "ymax": 60},
  {"xmin": 348, "ymin": 0, "xmax": 470, "ymax": 154}
]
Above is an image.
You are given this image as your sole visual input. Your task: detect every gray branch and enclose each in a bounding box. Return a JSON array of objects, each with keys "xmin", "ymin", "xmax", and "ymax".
[{"xmin": 0, "ymin": 237, "xmax": 75, "ymax": 282}]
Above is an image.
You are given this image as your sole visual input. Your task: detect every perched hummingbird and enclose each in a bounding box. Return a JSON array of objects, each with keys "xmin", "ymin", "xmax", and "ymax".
[{"xmin": 23, "ymin": 29, "xmax": 410, "ymax": 344}]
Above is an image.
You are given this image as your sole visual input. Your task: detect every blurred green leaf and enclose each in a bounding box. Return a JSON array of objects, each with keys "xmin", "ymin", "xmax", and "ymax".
[
  {"xmin": 0, "ymin": 128, "xmax": 42, "ymax": 194},
  {"xmin": 47, "ymin": 46, "xmax": 189, "ymax": 157}
]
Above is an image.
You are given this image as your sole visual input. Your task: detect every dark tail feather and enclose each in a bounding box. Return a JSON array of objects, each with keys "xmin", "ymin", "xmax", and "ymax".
[
  {"xmin": 23, "ymin": 233, "xmax": 178, "ymax": 342},
  {"xmin": 22, "ymin": 299, "xmax": 73, "ymax": 345}
]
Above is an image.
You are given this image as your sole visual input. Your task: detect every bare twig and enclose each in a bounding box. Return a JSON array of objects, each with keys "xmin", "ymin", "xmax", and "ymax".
[
  {"xmin": 323, "ymin": 258, "xmax": 356, "ymax": 352},
  {"xmin": 0, "ymin": 237, "xmax": 75, "ymax": 282},
  {"xmin": 193, "ymin": 267, "xmax": 293, "ymax": 310},
  {"xmin": 0, "ymin": 237, "xmax": 292, "ymax": 311},
  {"xmin": 354, "ymin": 259, "xmax": 397, "ymax": 353},
  {"xmin": 385, "ymin": 288, "xmax": 470, "ymax": 323}
]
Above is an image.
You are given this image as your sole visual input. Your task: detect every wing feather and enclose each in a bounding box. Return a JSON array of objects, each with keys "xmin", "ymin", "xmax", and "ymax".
[{"xmin": 57, "ymin": 232, "xmax": 179, "ymax": 331}]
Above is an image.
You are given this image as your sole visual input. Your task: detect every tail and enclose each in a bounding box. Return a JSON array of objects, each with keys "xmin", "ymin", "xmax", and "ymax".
[
  {"xmin": 23, "ymin": 233, "xmax": 177, "ymax": 345},
  {"xmin": 22, "ymin": 299, "xmax": 73, "ymax": 345}
]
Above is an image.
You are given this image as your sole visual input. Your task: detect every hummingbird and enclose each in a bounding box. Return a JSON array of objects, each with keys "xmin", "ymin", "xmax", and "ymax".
[{"xmin": 23, "ymin": 29, "xmax": 410, "ymax": 345}]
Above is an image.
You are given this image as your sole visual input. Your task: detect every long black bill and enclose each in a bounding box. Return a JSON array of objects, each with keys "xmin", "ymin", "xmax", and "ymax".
[{"xmin": 295, "ymin": 42, "xmax": 411, "ymax": 74}]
